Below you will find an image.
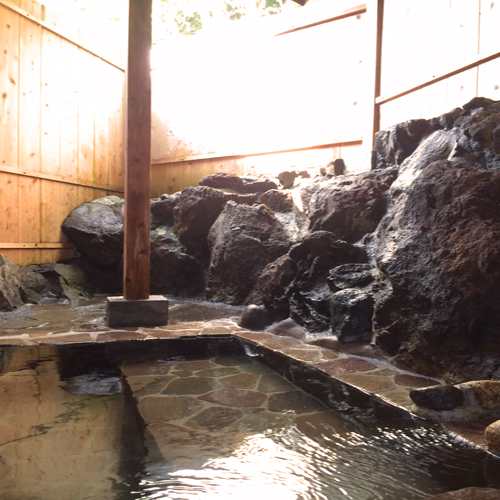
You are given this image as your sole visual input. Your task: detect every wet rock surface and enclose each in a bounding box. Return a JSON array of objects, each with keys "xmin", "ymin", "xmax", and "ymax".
[
  {"xmin": 0, "ymin": 254, "xmax": 25, "ymax": 310},
  {"xmin": 61, "ymin": 196, "xmax": 125, "ymax": 269},
  {"xmin": 205, "ymin": 201, "xmax": 291, "ymax": 304},
  {"xmin": 425, "ymin": 487, "xmax": 500, "ymax": 500},
  {"xmin": 306, "ymin": 167, "xmax": 398, "ymax": 243},
  {"xmin": 3, "ymin": 97, "xmax": 500, "ymax": 392},
  {"xmin": 485, "ymin": 420, "xmax": 500, "ymax": 452},
  {"xmin": 410, "ymin": 381, "xmax": 500, "ymax": 422}
]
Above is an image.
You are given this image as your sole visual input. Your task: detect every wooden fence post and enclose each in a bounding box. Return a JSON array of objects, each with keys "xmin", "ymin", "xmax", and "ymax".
[
  {"xmin": 372, "ymin": 0, "xmax": 384, "ymax": 147},
  {"xmin": 107, "ymin": 0, "xmax": 168, "ymax": 328},
  {"xmin": 123, "ymin": 0, "xmax": 152, "ymax": 300}
]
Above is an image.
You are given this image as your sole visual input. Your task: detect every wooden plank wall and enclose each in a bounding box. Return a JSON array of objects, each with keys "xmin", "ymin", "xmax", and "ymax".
[
  {"xmin": 378, "ymin": 0, "xmax": 500, "ymax": 130},
  {"xmin": 151, "ymin": 142, "xmax": 364, "ymax": 197},
  {"xmin": 0, "ymin": 0, "xmax": 125, "ymax": 265}
]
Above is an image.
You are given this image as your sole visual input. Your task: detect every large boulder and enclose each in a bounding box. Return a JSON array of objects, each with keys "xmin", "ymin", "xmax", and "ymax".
[
  {"xmin": 425, "ymin": 488, "xmax": 500, "ymax": 500},
  {"xmin": 173, "ymin": 186, "xmax": 258, "ymax": 263},
  {"xmin": 61, "ymin": 196, "xmax": 124, "ymax": 269},
  {"xmin": 0, "ymin": 254, "xmax": 24, "ymax": 310},
  {"xmin": 198, "ymin": 173, "xmax": 278, "ymax": 194},
  {"xmin": 0, "ymin": 255, "xmax": 99, "ymax": 309},
  {"xmin": 205, "ymin": 201, "xmax": 291, "ymax": 304},
  {"xmin": 286, "ymin": 231, "xmax": 368, "ymax": 332},
  {"xmin": 306, "ymin": 167, "xmax": 398, "ymax": 243},
  {"xmin": 373, "ymin": 99, "xmax": 500, "ymax": 382},
  {"xmin": 330, "ymin": 289, "xmax": 374, "ymax": 343},
  {"xmin": 373, "ymin": 118, "xmax": 434, "ymax": 167},
  {"xmin": 248, "ymin": 255, "xmax": 297, "ymax": 319},
  {"xmin": 151, "ymin": 193, "xmax": 180, "ymax": 228},
  {"xmin": 410, "ymin": 380, "xmax": 500, "ymax": 422},
  {"xmin": 149, "ymin": 228, "xmax": 203, "ymax": 297}
]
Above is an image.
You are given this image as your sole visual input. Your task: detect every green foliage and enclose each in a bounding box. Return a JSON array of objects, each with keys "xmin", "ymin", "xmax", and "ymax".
[
  {"xmin": 157, "ymin": 0, "xmax": 291, "ymax": 37},
  {"xmin": 175, "ymin": 10, "xmax": 203, "ymax": 35}
]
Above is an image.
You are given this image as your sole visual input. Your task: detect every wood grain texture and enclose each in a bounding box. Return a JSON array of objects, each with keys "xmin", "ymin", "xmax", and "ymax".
[
  {"xmin": 123, "ymin": 0, "xmax": 152, "ymax": 300},
  {"xmin": 0, "ymin": 5, "xmax": 19, "ymax": 168},
  {"xmin": 0, "ymin": 5, "xmax": 125, "ymax": 265},
  {"xmin": 40, "ymin": 28, "xmax": 61, "ymax": 176},
  {"xmin": 59, "ymin": 40, "xmax": 79, "ymax": 180},
  {"xmin": 18, "ymin": 17, "xmax": 41, "ymax": 173}
]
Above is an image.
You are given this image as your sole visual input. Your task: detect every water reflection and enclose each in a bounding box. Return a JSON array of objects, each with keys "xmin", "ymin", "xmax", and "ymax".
[
  {"xmin": 0, "ymin": 345, "xmax": 499, "ymax": 500},
  {"xmin": 139, "ymin": 422, "xmax": 500, "ymax": 500}
]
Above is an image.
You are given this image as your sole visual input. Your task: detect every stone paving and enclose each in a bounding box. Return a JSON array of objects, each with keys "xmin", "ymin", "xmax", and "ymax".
[
  {"xmin": 0, "ymin": 295, "xmax": 490, "ymax": 450},
  {"xmin": 121, "ymin": 354, "xmax": 358, "ymax": 465}
]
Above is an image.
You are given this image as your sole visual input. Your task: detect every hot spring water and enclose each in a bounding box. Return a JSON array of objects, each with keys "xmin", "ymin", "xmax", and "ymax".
[{"xmin": 0, "ymin": 343, "xmax": 498, "ymax": 500}]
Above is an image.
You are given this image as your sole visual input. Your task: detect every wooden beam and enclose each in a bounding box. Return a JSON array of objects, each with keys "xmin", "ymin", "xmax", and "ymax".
[
  {"xmin": 0, "ymin": 242, "xmax": 74, "ymax": 249},
  {"xmin": 376, "ymin": 50, "xmax": 500, "ymax": 106},
  {"xmin": 372, "ymin": 0, "xmax": 384, "ymax": 146},
  {"xmin": 0, "ymin": 164, "xmax": 124, "ymax": 193},
  {"xmin": 151, "ymin": 139, "xmax": 364, "ymax": 166},
  {"xmin": 275, "ymin": 4, "xmax": 367, "ymax": 36},
  {"xmin": 0, "ymin": 0, "xmax": 125, "ymax": 71},
  {"xmin": 123, "ymin": 0, "xmax": 152, "ymax": 300}
]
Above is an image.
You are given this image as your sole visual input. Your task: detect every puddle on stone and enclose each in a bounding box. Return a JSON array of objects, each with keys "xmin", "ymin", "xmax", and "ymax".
[{"xmin": 0, "ymin": 343, "xmax": 499, "ymax": 500}]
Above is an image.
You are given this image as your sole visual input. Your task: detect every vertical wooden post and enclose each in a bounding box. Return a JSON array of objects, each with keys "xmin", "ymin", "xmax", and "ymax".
[
  {"xmin": 372, "ymin": 0, "xmax": 384, "ymax": 147},
  {"xmin": 123, "ymin": 0, "xmax": 152, "ymax": 300}
]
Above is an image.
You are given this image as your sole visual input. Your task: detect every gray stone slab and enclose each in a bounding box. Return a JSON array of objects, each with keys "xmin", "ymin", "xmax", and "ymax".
[{"xmin": 106, "ymin": 295, "xmax": 169, "ymax": 327}]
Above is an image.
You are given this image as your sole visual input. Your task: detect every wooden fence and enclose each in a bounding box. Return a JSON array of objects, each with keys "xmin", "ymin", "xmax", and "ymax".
[
  {"xmin": 0, "ymin": 0, "xmax": 125, "ymax": 265},
  {"xmin": 150, "ymin": 1, "xmax": 372, "ymax": 196},
  {"xmin": 375, "ymin": 0, "xmax": 500, "ymax": 132},
  {"xmin": 1, "ymin": 0, "xmax": 500, "ymax": 265}
]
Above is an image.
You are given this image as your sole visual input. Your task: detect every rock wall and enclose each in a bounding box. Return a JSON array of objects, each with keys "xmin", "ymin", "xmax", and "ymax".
[{"xmin": 3, "ymin": 97, "xmax": 500, "ymax": 384}]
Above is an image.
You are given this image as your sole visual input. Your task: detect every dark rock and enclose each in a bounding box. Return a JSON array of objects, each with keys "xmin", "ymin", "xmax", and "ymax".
[
  {"xmin": 17, "ymin": 265, "xmax": 48, "ymax": 303},
  {"xmin": 327, "ymin": 263, "xmax": 376, "ymax": 292},
  {"xmin": 373, "ymin": 157, "xmax": 500, "ymax": 382},
  {"xmin": 173, "ymin": 186, "xmax": 228, "ymax": 261},
  {"xmin": 17, "ymin": 260, "xmax": 96, "ymax": 304},
  {"xmin": 150, "ymin": 228, "xmax": 204, "ymax": 297},
  {"xmin": 63, "ymin": 373, "xmax": 122, "ymax": 395},
  {"xmin": 409, "ymin": 384, "xmax": 465, "ymax": 411},
  {"xmin": 329, "ymin": 158, "xmax": 346, "ymax": 176},
  {"xmin": 240, "ymin": 177, "xmax": 278, "ymax": 193},
  {"xmin": 485, "ymin": 420, "xmax": 500, "ymax": 454},
  {"xmin": 286, "ymin": 231, "xmax": 368, "ymax": 332},
  {"xmin": 288, "ymin": 231, "xmax": 368, "ymax": 274},
  {"xmin": 238, "ymin": 305, "xmax": 275, "ymax": 330},
  {"xmin": 306, "ymin": 168, "xmax": 398, "ymax": 243},
  {"xmin": 462, "ymin": 96, "xmax": 495, "ymax": 112},
  {"xmin": 248, "ymin": 255, "xmax": 297, "ymax": 319},
  {"xmin": 53, "ymin": 262, "xmax": 94, "ymax": 302},
  {"xmin": 298, "ymin": 170, "xmax": 310, "ymax": 178},
  {"xmin": 374, "ymin": 118, "xmax": 434, "ymax": 166},
  {"xmin": 288, "ymin": 283, "xmax": 332, "ymax": 332},
  {"xmin": 61, "ymin": 196, "xmax": 124, "ymax": 269},
  {"xmin": 259, "ymin": 189, "xmax": 294, "ymax": 213},
  {"xmin": 429, "ymin": 107, "xmax": 462, "ymax": 131},
  {"xmin": 330, "ymin": 289, "xmax": 374, "ymax": 343},
  {"xmin": 205, "ymin": 202, "xmax": 291, "ymax": 304},
  {"xmin": 277, "ymin": 170, "xmax": 297, "ymax": 189},
  {"xmin": 151, "ymin": 193, "xmax": 179, "ymax": 228},
  {"xmin": 173, "ymin": 186, "xmax": 258, "ymax": 263},
  {"xmin": 0, "ymin": 254, "xmax": 24, "ymax": 311},
  {"xmin": 199, "ymin": 172, "xmax": 244, "ymax": 191},
  {"xmin": 425, "ymin": 488, "xmax": 500, "ymax": 500}
]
